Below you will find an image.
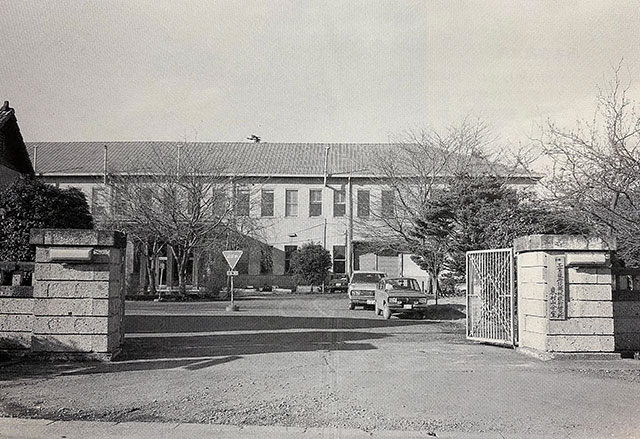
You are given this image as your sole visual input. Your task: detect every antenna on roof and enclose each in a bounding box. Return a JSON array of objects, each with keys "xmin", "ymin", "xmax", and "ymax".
[{"xmin": 247, "ymin": 134, "xmax": 261, "ymax": 143}]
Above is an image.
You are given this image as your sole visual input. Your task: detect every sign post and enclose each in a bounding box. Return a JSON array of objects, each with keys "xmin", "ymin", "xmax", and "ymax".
[{"xmin": 223, "ymin": 250, "xmax": 243, "ymax": 312}]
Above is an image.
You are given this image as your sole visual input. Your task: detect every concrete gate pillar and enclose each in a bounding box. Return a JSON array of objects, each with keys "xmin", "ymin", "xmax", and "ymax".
[
  {"xmin": 514, "ymin": 234, "xmax": 616, "ymax": 357},
  {"xmin": 29, "ymin": 229, "xmax": 127, "ymax": 360}
]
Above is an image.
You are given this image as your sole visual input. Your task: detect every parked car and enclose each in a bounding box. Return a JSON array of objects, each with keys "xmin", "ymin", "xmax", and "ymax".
[
  {"xmin": 348, "ymin": 270, "xmax": 386, "ymax": 310},
  {"xmin": 374, "ymin": 277, "xmax": 429, "ymax": 319},
  {"xmin": 327, "ymin": 274, "xmax": 349, "ymax": 293}
]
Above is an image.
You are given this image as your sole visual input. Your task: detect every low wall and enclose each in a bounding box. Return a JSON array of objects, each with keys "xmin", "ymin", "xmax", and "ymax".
[
  {"xmin": 0, "ymin": 286, "xmax": 34, "ymax": 351},
  {"xmin": 0, "ymin": 229, "xmax": 127, "ymax": 360},
  {"xmin": 514, "ymin": 235, "xmax": 616, "ymax": 355}
]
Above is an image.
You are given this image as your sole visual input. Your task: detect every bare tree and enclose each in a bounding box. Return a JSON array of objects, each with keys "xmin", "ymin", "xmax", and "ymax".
[
  {"xmin": 105, "ymin": 143, "xmax": 267, "ymax": 296},
  {"xmin": 357, "ymin": 119, "xmax": 535, "ymax": 293},
  {"xmin": 539, "ymin": 61, "xmax": 640, "ymax": 264}
]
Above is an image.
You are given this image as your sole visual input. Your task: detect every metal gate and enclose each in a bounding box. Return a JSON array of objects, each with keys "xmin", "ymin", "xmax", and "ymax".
[{"xmin": 466, "ymin": 248, "xmax": 515, "ymax": 346}]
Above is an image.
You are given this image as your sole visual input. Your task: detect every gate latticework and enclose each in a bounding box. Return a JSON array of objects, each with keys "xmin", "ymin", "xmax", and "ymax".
[{"xmin": 466, "ymin": 248, "xmax": 515, "ymax": 346}]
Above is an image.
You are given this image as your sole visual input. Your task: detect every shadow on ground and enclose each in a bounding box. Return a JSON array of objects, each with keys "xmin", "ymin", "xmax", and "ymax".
[
  {"xmin": 119, "ymin": 329, "xmax": 386, "ymax": 360},
  {"xmin": 125, "ymin": 304, "xmax": 464, "ymax": 334},
  {"xmin": 0, "ymin": 304, "xmax": 465, "ymax": 379}
]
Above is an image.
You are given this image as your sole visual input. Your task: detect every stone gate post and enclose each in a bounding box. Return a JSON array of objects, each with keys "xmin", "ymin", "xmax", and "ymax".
[
  {"xmin": 514, "ymin": 234, "xmax": 616, "ymax": 357},
  {"xmin": 29, "ymin": 229, "xmax": 126, "ymax": 360}
]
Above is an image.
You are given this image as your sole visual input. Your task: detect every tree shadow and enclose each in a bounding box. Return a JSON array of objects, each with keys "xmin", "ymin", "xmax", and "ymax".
[
  {"xmin": 119, "ymin": 329, "xmax": 385, "ymax": 361},
  {"xmin": 125, "ymin": 313, "xmax": 441, "ymax": 334},
  {"xmin": 1, "ymin": 305, "xmax": 465, "ymax": 379}
]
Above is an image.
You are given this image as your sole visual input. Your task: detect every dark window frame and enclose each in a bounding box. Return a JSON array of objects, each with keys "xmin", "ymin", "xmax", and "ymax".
[
  {"xmin": 261, "ymin": 189, "xmax": 275, "ymax": 217},
  {"xmin": 357, "ymin": 189, "xmax": 370, "ymax": 218},
  {"xmin": 234, "ymin": 186, "xmax": 250, "ymax": 217},
  {"xmin": 333, "ymin": 189, "xmax": 346, "ymax": 217},
  {"xmin": 381, "ymin": 189, "xmax": 395, "ymax": 218},
  {"xmin": 284, "ymin": 245, "xmax": 298, "ymax": 273},
  {"xmin": 309, "ymin": 189, "xmax": 322, "ymax": 217},
  {"xmin": 333, "ymin": 245, "xmax": 346, "ymax": 274},
  {"xmin": 285, "ymin": 189, "xmax": 298, "ymax": 217}
]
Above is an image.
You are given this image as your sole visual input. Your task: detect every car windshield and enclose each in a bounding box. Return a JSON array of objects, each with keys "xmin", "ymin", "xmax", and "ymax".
[
  {"xmin": 386, "ymin": 278, "xmax": 420, "ymax": 291},
  {"xmin": 351, "ymin": 272, "xmax": 384, "ymax": 283}
]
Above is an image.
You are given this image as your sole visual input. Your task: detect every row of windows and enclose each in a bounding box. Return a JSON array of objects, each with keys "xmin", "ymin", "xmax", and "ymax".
[
  {"xmin": 91, "ymin": 186, "xmax": 396, "ymax": 219},
  {"xmin": 261, "ymin": 188, "xmax": 395, "ymax": 218}
]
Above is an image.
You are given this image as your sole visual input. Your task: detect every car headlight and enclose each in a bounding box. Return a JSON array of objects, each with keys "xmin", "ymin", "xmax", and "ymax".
[{"xmin": 389, "ymin": 297, "xmax": 399, "ymax": 303}]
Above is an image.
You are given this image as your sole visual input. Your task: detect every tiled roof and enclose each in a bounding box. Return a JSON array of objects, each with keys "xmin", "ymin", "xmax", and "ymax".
[{"xmin": 26, "ymin": 141, "xmax": 527, "ymax": 179}]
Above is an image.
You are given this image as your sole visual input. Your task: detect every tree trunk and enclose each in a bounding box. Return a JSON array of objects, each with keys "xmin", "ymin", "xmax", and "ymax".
[{"xmin": 146, "ymin": 257, "xmax": 158, "ymax": 298}]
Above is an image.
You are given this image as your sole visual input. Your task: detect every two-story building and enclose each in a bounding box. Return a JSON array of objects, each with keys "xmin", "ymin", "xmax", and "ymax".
[{"xmin": 26, "ymin": 141, "xmax": 536, "ymax": 293}]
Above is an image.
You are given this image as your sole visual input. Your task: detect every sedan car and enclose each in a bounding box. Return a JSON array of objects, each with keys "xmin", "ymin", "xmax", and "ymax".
[
  {"xmin": 327, "ymin": 274, "xmax": 349, "ymax": 294},
  {"xmin": 348, "ymin": 270, "xmax": 386, "ymax": 310},
  {"xmin": 374, "ymin": 277, "xmax": 429, "ymax": 319}
]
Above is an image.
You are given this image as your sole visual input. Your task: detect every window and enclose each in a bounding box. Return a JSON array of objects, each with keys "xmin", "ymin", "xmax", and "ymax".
[
  {"xmin": 235, "ymin": 186, "xmax": 250, "ymax": 216},
  {"xmin": 333, "ymin": 245, "xmax": 346, "ymax": 274},
  {"xmin": 261, "ymin": 189, "xmax": 274, "ymax": 217},
  {"xmin": 186, "ymin": 188, "xmax": 201, "ymax": 217},
  {"xmin": 381, "ymin": 190, "xmax": 395, "ymax": 218},
  {"xmin": 260, "ymin": 245, "xmax": 273, "ymax": 274},
  {"xmin": 91, "ymin": 187, "xmax": 107, "ymax": 217},
  {"xmin": 285, "ymin": 189, "xmax": 298, "ymax": 217},
  {"xmin": 309, "ymin": 189, "xmax": 322, "ymax": 217},
  {"xmin": 284, "ymin": 245, "xmax": 297, "ymax": 273},
  {"xmin": 357, "ymin": 190, "xmax": 370, "ymax": 217},
  {"xmin": 210, "ymin": 188, "xmax": 227, "ymax": 216},
  {"xmin": 112, "ymin": 187, "xmax": 128, "ymax": 216},
  {"xmin": 333, "ymin": 189, "xmax": 346, "ymax": 217}
]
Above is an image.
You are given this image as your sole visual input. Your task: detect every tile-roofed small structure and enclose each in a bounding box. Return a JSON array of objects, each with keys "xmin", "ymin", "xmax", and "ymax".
[
  {"xmin": 0, "ymin": 101, "xmax": 34, "ymax": 189},
  {"xmin": 26, "ymin": 141, "xmax": 522, "ymax": 179}
]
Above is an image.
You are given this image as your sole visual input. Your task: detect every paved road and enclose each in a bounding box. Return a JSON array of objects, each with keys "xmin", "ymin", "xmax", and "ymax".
[{"xmin": 2, "ymin": 294, "xmax": 640, "ymax": 438}]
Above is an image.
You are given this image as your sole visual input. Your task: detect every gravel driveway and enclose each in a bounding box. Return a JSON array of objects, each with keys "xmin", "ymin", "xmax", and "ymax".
[{"xmin": 2, "ymin": 294, "xmax": 640, "ymax": 437}]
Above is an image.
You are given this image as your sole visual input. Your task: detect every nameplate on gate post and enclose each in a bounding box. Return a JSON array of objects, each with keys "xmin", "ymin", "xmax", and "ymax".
[{"xmin": 547, "ymin": 255, "xmax": 567, "ymax": 320}]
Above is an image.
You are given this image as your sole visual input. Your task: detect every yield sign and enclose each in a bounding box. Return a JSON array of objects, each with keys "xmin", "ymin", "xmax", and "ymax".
[{"xmin": 222, "ymin": 250, "xmax": 243, "ymax": 270}]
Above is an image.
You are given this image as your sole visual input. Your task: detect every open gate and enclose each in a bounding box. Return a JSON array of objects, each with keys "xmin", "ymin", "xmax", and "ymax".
[{"xmin": 466, "ymin": 248, "xmax": 515, "ymax": 347}]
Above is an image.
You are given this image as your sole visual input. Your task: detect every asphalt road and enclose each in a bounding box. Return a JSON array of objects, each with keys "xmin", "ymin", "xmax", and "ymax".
[{"xmin": 2, "ymin": 294, "xmax": 640, "ymax": 438}]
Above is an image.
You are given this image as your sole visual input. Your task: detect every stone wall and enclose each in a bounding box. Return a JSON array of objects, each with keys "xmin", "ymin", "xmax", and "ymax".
[
  {"xmin": 0, "ymin": 286, "xmax": 34, "ymax": 351},
  {"xmin": 0, "ymin": 229, "xmax": 126, "ymax": 359},
  {"xmin": 514, "ymin": 235, "xmax": 616, "ymax": 355},
  {"xmin": 29, "ymin": 229, "xmax": 126, "ymax": 359}
]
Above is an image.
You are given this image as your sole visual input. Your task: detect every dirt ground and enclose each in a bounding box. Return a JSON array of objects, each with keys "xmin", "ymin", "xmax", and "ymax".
[{"xmin": 2, "ymin": 294, "xmax": 640, "ymax": 437}]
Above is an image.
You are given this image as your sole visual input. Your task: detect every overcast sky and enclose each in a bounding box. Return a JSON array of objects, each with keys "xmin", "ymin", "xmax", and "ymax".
[{"xmin": 1, "ymin": 1, "xmax": 639, "ymax": 146}]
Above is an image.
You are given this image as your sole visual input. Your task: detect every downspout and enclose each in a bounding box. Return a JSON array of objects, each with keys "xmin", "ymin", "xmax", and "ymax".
[
  {"xmin": 33, "ymin": 145, "xmax": 38, "ymax": 175},
  {"xmin": 323, "ymin": 146, "xmax": 330, "ymax": 187},
  {"xmin": 177, "ymin": 143, "xmax": 182, "ymax": 178},
  {"xmin": 347, "ymin": 175, "xmax": 353, "ymax": 277},
  {"xmin": 103, "ymin": 144, "xmax": 108, "ymax": 185}
]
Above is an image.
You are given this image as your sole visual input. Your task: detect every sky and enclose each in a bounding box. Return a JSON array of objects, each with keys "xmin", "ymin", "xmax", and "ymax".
[{"xmin": 1, "ymin": 1, "xmax": 639, "ymax": 148}]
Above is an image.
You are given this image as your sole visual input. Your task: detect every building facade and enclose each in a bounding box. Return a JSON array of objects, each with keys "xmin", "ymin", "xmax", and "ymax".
[{"xmin": 27, "ymin": 141, "xmax": 536, "ymax": 293}]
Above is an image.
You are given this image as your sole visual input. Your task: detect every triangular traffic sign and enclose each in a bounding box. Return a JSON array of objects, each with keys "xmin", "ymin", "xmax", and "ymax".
[{"xmin": 222, "ymin": 250, "xmax": 243, "ymax": 269}]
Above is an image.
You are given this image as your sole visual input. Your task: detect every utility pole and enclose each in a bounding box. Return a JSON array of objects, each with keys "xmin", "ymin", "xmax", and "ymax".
[{"xmin": 323, "ymin": 218, "xmax": 327, "ymax": 249}]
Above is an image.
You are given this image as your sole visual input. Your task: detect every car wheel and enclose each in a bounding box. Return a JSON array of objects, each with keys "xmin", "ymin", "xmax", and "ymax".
[
  {"xmin": 382, "ymin": 303, "xmax": 392, "ymax": 320},
  {"xmin": 348, "ymin": 301, "xmax": 355, "ymax": 310}
]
